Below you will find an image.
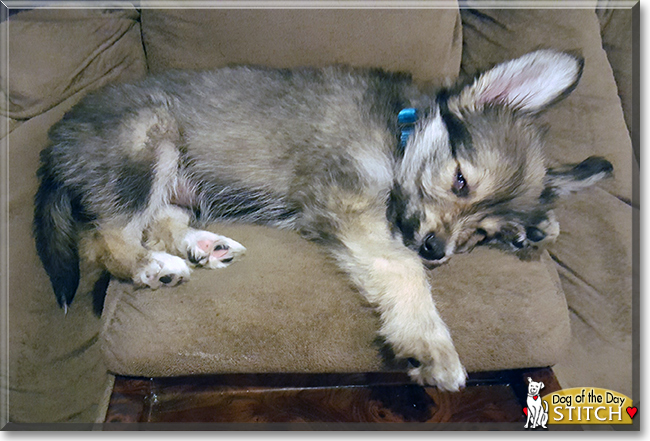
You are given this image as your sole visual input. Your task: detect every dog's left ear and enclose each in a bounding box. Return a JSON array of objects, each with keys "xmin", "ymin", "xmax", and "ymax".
[
  {"xmin": 462, "ymin": 49, "xmax": 584, "ymax": 113},
  {"xmin": 543, "ymin": 156, "xmax": 613, "ymax": 201}
]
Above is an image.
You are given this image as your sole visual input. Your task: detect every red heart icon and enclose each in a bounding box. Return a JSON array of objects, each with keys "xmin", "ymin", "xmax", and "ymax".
[
  {"xmin": 626, "ymin": 407, "xmax": 637, "ymax": 419},
  {"xmin": 523, "ymin": 407, "xmax": 528, "ymax": 416}
]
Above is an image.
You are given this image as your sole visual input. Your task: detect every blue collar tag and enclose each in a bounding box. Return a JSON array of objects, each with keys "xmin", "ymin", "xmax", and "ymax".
[{"xmin": 398, "ymin": 108, "xmax": 418, "ymax": 148}]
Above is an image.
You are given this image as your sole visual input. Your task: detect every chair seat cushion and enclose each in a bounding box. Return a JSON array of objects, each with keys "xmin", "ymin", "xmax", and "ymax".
[{"xmin": 100, "ymin": 223, "xmax": 570, "ymax": 377}]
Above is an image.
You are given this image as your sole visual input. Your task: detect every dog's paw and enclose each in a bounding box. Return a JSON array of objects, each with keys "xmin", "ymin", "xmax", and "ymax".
[
  {"xmin": 408, "ymin": 356, "xmax": 467, "ymax": 392},
  {"xmin": 182, "ymin": 230, "xmax": 246, "ymax": 269},
  {"xmin": 403, "ymin": 336, "xmax": 467, "ymax": 392},
  {"xmin": 135, "ymin": 252, "xmax": 191, "ymax": 289}
]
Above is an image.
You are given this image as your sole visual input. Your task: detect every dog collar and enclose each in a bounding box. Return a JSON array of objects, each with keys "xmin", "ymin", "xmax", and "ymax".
[{"xmin": 398, "ymin": 108, "xmax": 419, "ymax": 149}]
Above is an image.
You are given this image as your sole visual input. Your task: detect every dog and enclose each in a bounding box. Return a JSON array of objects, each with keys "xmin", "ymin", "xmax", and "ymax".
[
  {"xmin": 524, "ymin": 377, "xmax": 549, "ymax": 429},
  {"xmin": 34, "ymin": 50, "xmax": 613, "ymax": 391}
]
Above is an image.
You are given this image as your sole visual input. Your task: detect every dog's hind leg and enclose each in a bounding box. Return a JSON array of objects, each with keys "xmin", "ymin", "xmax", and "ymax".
[
  {"xmin": 145, "ymin": 205, "xmax": 246, "ymax": 269},
  {"xmin": 79, "ymin": 107, "xmax": 195, "ymax": 289},
  {"xmin": 81, "ymin": 220, "xmax": 191, "ymax": 289},
  {"xmin": 309, "ymin": 193, "xmax": 466, "ymax": 391}
]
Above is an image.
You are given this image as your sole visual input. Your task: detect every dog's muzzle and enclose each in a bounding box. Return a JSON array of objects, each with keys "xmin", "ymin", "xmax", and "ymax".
[{"xmin": 419, "ymin": 233, "xmax": 447, "ymax": 261}]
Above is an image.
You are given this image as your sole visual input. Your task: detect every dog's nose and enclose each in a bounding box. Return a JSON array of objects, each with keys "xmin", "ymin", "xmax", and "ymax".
[{"xmin": 419, "ymin": 233, "xmax": 447, "ymax": 261}]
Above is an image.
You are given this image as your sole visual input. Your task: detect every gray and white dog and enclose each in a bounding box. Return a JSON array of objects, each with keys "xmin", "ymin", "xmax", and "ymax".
[{"xmin": 34, "ymin": 50, "xmax": 612, "ymax": 391}]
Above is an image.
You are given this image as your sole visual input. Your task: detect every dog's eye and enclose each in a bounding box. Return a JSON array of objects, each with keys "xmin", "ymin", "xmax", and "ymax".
[
  {"xmin": 452, "ymin": 167, "xmax": 469, "ymax": 197},
  {"xmin": 512, "ymin": 237, "xmax": 526, "ymax": 249}
]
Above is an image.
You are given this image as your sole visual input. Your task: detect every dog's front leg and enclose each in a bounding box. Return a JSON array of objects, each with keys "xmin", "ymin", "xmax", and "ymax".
[
  {"xmin": 534, "ymin": 407, "xmax": 544, "ymax": 428},
  {"xmin": 524, "ymin": 410, "xmax": 532, "ymax": 428},
  {"xmin": 327, "ymin": 208, "xmax": 467, "ymax": 391},
  {"xmin": 528, "ymin": 409, "xmax": 537, "ymax": 428}
]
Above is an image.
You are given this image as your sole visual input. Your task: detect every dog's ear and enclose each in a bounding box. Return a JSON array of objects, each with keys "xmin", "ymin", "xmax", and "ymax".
[
  {"xmin": 542, "ymin": 156, "xmax": 613, "ymax": 201},
  {"xmin": 461, "ymin": 50, "xmax": 584, "ymax": 114}
]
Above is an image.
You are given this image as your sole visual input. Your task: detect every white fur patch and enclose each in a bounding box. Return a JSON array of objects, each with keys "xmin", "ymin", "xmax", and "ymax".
[
  {"xmin": 135, "ymin": 252, "xmax": 191, "ymax": 289},
  {"xmin": 401, "ymin": 109, "xmax": 452, "ymax": 194},
  {"xmin": 356, "ymin": 148, "xmax": 393, "ymax": 189},
  {"xmin": 417, "ymin": 109, "xmax": 450, "ymax": 155}
]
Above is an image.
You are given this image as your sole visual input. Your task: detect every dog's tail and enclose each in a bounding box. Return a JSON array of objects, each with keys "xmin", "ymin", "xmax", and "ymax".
[{"xmin": 34, "ymin": 156, "xmax": 82, "ymax": 310}]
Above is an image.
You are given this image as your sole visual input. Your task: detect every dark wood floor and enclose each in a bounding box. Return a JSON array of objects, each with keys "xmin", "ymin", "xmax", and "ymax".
[{"xmin": 104, "ymin": 367, "xmax": 561, "ymax": 428}]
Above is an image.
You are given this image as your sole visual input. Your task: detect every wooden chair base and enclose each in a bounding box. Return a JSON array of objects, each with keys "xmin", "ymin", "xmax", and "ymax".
[{"xmin": 104, "ymin": 367, "xmax": 561, "ymax": 428}]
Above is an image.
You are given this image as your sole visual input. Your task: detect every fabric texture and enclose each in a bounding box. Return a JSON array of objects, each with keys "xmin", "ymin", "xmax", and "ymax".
[
  {"xmin": 459, "ymin": 6, "xmax": 635, "ymax": 397},
  {"xmin": 4, "ymin": 9, "xmax": 147, "ymax": 423},
  {"xmin": 101, "ymin": 224, "xmax": 568, "ymax": 377},
  {"xmin": 597, "ymin": 6, "xmax": 634, "ymax": 142},
  {"xmin": 0, "ymin": 8, "xmax": 147, "ymax": 120},
  {"xmin": 141, "ymin": 8, "xmax": 462, "ymax": 86},
  {"xmin": 7, "ymin": 93, "xmax": 113, "ymax": 423}
]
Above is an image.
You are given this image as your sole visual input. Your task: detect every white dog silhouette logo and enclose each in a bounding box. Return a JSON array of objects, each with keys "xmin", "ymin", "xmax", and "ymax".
[{"xmin": 523, "ymin": 377, "xmax": 549, "ymax": 429}]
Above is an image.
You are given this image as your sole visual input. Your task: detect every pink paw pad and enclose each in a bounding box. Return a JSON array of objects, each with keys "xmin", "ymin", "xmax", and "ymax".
[
  {"xmin": 197, "ymin": 239, "xmax": 230, "ymax": 259},
  {"xmin": 211, "ymin": 248, "xmax": 229, "ymax": 259},
  {"xmin": 184, "ymin": 230, "xmax": 245, "ymax": 269},
  {"xmin": 197, "ymin": 239, "xmax": 215, "ymax": 253}
]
